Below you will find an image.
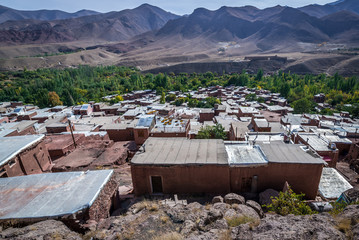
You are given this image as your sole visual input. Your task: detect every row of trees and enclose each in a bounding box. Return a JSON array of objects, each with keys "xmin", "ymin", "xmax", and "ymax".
[{"xmin": 0, "ymin": 66, "xmax": 358, "ymax": 116}]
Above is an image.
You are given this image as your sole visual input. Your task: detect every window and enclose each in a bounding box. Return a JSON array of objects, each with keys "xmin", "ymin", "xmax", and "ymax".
[{"xmin": 138, "ymin": 130, "xmax": 145, "ymax": 138}]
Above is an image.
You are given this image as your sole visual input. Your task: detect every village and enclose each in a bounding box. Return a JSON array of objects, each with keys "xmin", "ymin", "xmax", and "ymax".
[{"xmin": 0, "ymin": 85, "xmax": 359, "ymax": 233}]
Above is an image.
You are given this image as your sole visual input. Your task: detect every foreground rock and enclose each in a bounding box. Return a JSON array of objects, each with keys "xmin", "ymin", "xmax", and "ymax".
[
  {"xmin": 234, "ymin": 213, "xmax": 345, "ymax": 240},
  {"xmin": 2, "ymin": 199, "xmax": 358, "ymax": 240},
  {"xmin": 0, "ymin": 220, "xmax": 82, "ymax": 240}
]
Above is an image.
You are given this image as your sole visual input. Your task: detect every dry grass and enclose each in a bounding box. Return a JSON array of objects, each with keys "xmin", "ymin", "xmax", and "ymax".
[
  {"xmin": 160, "ymin": 215, "xmax": 170, "ymax": 223},
  {"xmin": 151, "ymin": 232, "xmax": 183, "ymax": 240},
  {"xmin": 205, "ymin": 202, "xmax": 211, "ymax": 210},
  {"xmin": 51, "ymin": 232, "xmax": 63, "ymax": 240},
  {"xmin": 219, "ymin": 229, "xmax": 232, "ymax": 240},
  {"xmin": 83, "ymin": 230, "xmax": 108, "ymax": 240},
  {"xmin": 225, "ymin": 215, "xmax": 257, "ymax": 228},
  {"xmin": 135, "ymin": 200, "xmax": 160, "ymax": 213},
  {"xmin": 335, "ymin": 217, "xmax": 359, "ymax": 240}
]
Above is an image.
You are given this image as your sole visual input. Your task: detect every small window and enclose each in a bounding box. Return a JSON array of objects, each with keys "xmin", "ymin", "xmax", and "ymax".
[
  {"xmin": 138, "ymin": 130, "xmax": 145, "ymax": 138},
  {"xmin": 8, "ymin": 159, "xmax": 16, "ymax": 168}
]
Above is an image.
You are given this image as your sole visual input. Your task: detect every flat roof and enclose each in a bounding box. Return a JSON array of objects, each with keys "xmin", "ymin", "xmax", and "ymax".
[
  {"xmin": 131, "ymin": 138, "xmax": 228, "ymax": 165},
  {"xmin": 225, "ymin": 143, "xmax": 268, "ymax": 166},
  {"xmin": 260, "ymin": 142, "xmax": 326, "ymax": 164},
  {"xmin": 151, "ymin": 117, "xmax": 188, "ymax": 133},
  {"xmin": 254, "ymin": 118, "xmax": 269, "ymax": 128},
  {"xmin": 0, "ymin": 170, "xmax": 113, "ymax": 220},
  {"xmin": 0, "ymin": 135, "xmax": 45, "ymax": 167},
  {"xmin": 100, "ymin": 120, "xmax": 138, "ymax": 130},
  {"xmin": 298, "ymin": 133, "xmax": 332, "ymax": 151},
  {"xmin": 318, "ymin": 167, "xmax": 353, "ymax": 199}
]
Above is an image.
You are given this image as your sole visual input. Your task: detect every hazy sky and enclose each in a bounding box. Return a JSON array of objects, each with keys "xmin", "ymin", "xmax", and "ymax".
[{"xmin": 1, "ymin": 0, "xmax": 336, "ymax": 15}]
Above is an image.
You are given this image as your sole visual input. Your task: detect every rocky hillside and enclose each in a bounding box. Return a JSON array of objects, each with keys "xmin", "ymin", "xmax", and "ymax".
[
  {"xmin": 0, "ymin": 5, "xmax": 99, "ymax": 24},
  {"xmin": 1, "ymin": 193, "xmax": 358, "ymax": 240},
  {"xmin": 0, "ymin": 4, "xmax": 179, "ymax": 45}
]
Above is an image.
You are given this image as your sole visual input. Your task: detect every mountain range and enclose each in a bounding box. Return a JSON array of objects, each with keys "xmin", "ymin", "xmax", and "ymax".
[{"xmin": 0, "ymin": 0, "xmax": 359, "ymax": 75}]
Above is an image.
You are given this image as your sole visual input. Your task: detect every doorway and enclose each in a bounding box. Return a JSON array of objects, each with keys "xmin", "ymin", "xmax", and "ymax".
[{"xmin": 151, "ymin": 176, "xmax": 163, "ymax": 193}]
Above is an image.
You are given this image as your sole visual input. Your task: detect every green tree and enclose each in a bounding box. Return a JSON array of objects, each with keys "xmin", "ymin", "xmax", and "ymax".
[
  {"xmin": 292, "ymin": 98, "xmax": 313, "ymax": 114},
  {"xmin": 245, "ymin": 93, "xmax": 257, "ymax": 101},
  {"xmin": 48, "ymin": 91, "xmax": 63, "ymax": 107},
  {"xmin": 160, "ymin": 91, "xmax": 165, "ymax": 104},
  {"xmin": 165, "ymin": 94, "xmax": 176, "ymax": 102},
  {"xmin": 188, "ymin": 98, "xmax": 199, "ymax": 108},
  {"xmin": 196, "ymin": 124, "xmax": 227, "ymax": 139}
]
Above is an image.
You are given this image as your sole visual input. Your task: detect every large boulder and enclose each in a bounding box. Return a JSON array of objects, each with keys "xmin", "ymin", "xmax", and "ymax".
[
  {"xmin": 224, "ymin": 193, "xmax": 245, "ymax": 205},
  {"xmin": 212, "ymin": 202, "xmax": 230, "ymax": 215},
  {"xmin": 212, "ymin": 195, "xmax": 224, "ymax": 204},
  {"xmin": 246, "ymin": 200, "xmax": 265, "ymax": 218},
  {"xmin": 234, "ymin": 204, "xmax": 260, "ymax": 221},
  {"xmin": 259, "ymin": 189, "xmax": 279, "ymax": 205}
]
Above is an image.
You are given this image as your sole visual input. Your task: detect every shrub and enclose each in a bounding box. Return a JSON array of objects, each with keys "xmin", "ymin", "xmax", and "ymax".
[{"xmin": 264, "ymin": 187, "xmax": 316, "ymax": 216}]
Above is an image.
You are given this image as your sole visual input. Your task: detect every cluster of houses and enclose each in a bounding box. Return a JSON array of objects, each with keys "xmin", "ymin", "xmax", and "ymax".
[{"xmin": 0, "ymin": 85, "xmax": 358, "ymax": 226}]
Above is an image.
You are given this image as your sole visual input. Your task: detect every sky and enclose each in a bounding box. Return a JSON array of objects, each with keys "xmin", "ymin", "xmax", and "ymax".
[{"xmin": 0, "ymin": 0, "xmax": 336, "ymax": 15}]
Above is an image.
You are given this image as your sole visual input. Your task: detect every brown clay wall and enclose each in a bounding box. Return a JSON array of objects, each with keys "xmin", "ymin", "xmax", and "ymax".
[
  {"xmin": 131, "ymin": 165, "xmax": 230, "ymax": 196},
  {"xmin": 105, "ymin": 129, "xmax": 134, "ymax": 142},
  {"xmin": 88, "ymin": 174, "xmax": 119, "ymax": 222},
  {"xmin": 229, "ymin": 163, "xmax": 323, "ymax": 199},
  {"xmin": 18, "ymin": 141, "xmax": 52, "ymax": 175}
]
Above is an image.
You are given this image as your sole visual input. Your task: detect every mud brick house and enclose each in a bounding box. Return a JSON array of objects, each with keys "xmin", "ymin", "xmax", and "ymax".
[
  {"xmin": 134, "ymin": 115, "xmax": 156, "ymax": 145},
  {"xmin": 296, "ymin": 133, "xmax": 339, "ymax": 168},
  {"xmin": 93, "ymin": 103, "xmax": 107, "ymax": 112},
  {"xmin": 131, "ymin": 138, "xmax": 230, "ymax": 195},
  {"xmin": 46, "ymin": 123, "xmax": 72, "ymax": 134},
  {"xmin": 0, "ymin": 120, "xmax": 37, "ymax": 137},
  {"xmin": 0, "ymin": 135, "xmax": 52, "ymax": 177},
  {"xmin": 229, "ymin": 122, "xmax": 250, "ymax": 141},
  {"xmin": 101, "ymin": 105, "xmax": 120, "ymax": 115},
  {"xmin": 100, "ymin": 120, "xmax": 138, "ymax": 142},
  {"xmin": 131, "ymin": 138, "xmax": 325, "ymax": 199},
  {"xmin": 238, "ymin": 107, "xmax": 259, "ymax": 118},
  {"xmin": 150, "ymin": 117, "xmax": 190, "ymax": 138},
  {"xmin": 73, "ymin": 104, "xmax": 93, "ymax": 116},
  {"xmin": 199, "ymin": 109, "xmax": 215, "ymax": 123},
  {"xmin": 0, "ymin": 170, "xmax": 118, "ymax": 225},
  {"xmin": 251, "ymin": 118, "xmax": 271, "ymax": 132},
  {"xmin": 50, "ymin": 106, "xmax": 67, "ymax": 112},
  {"xmin": 226, "ymin": 142, "xmax": 325, "ymax": 199},
  {"xmin": 45, "ymin": 134, "xmax": 86, "ymax": 160}
]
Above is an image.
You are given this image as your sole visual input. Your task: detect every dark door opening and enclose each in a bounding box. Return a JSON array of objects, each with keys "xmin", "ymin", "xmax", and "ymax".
[{"xmin": 151, "ymin": 176, "xmax": 163, "ymax": 193}]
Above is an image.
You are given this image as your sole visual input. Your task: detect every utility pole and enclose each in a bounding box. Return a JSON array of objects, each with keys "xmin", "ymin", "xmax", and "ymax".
[{"xmin": 68, "ymin": 119, "xmax": 77, "ymax": 148}]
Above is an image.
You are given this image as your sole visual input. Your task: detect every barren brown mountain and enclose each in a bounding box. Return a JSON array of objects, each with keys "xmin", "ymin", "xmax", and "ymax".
[{"xmin": 0, "ymin": 0, "xmax": 358, "ymax": 75}]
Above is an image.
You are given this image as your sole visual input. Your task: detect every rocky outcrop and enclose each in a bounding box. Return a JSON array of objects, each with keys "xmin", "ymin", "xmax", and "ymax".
[
  {"xmin": 0, "ymin": 220, "xmax": 82, "ymax": 240},
  {"xmin": 2, "ymin": 196, "xmax": 359, "ymax": 240},
  {"xmin": 234, "ymin": 213, "xmax": 345, "ymax": 240}
]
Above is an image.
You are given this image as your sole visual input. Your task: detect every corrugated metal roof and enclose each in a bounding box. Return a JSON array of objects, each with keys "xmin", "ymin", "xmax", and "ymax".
[
  {"xmin": 136, "ymin": 115, "xmax": 155, "ymax": 128},
  {"xmin": 260, "ymin": 142, "xmax": 326, "ymax": 164},
  {"xmin": 225, "ymin": 144, "xmax": 268, "ymax": 166},
  {"xmin": 318, "ymin": 168, "xmax": 353, "ymax": 199},
  {"xmin": 131, "ymin": 138, "xmax": 228, "ymax": 165},
  {"xmin": 0, "ymin": 135, "xmax": 45, "ymax": 167},
  {"xmin": 0, "ymin": 170, "xmax": 113, "ymax": 220}
]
